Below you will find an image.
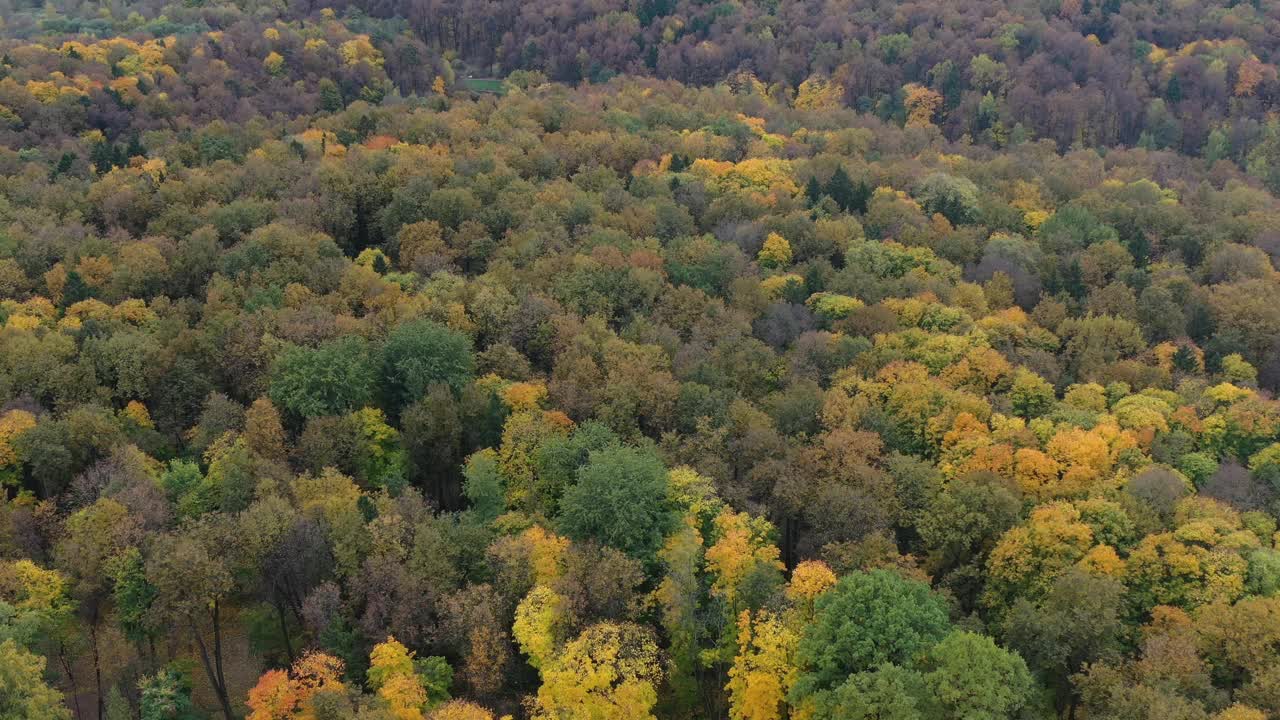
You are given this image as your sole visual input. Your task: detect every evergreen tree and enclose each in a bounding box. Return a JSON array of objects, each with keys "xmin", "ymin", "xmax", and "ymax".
[
  {"xmin": 825, "ymin": 167, "xmax": 856, "ymax": 213},
  {"xmin": 1063, "ymin": 259, "xmax": 1087, "ymax": 300},
  {"xmin": 126, "ymin": 135, "xmax": 146, "ymax": 160},
  {"xmin": 318, "ymin": 78, "xmax": 344, "ymax": 112},
  {"xmin": 62, "ymin": 270, "xmax": 92, "ymax": 306},
  {"xmin": 805, "ymin": 175, "xmax": 824, "ymax": 206}
]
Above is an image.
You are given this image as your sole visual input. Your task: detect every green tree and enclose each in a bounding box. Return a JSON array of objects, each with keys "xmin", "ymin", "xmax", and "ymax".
[
  {"xmin": 920, "ymin": 631, "xmax": 1036, "ymax": 720},
  {"xmin": 1003, "ymin": 570, "xmax": 1125, "ymax": 715},
  {"xmin": 558, "ymin": 446, "xmax": 673, "ymax": 563},
  {"xmin": 269, "ymin": 337, "xmax": 375, "ymax": 418},
  {"xmin": 915, "ymin": 173, "xmax": 981, "ymax": 226},
  {"xmin": 138, "ymin": 668, "xmax": 198, "ymax": 720},
  {"xmin": 381, "ymin": 319, "xmax": 475, "ymax": 414},
  {"xmin": 791, "ymin": 570, "xmax": 951, "ymax": 708}
]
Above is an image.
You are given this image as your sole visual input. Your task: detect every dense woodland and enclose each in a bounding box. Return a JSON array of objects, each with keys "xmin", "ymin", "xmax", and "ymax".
[{"xmin": 3, "ymin": 0, "xmax": 1280, "ymax": 718}]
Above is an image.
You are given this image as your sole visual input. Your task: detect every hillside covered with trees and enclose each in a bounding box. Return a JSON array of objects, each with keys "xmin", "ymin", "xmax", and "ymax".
[{"xmin": 3, "ymin": 0, "xmax": 1280, "ymax": 718}]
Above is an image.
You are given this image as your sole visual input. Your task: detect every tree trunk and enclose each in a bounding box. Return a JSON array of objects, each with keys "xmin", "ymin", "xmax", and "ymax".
[
  {"xmin": 190, "ymin": 613, "xmax": 236, "ymax": 720},
  {"xmin": 275, "ymin": 599, "xmax": 295, "ymax": 664},
  {"xmin": 58, "ymin": 641, "xmax": 84, "ymax": 720},
  {"xmin": 90, "ymin": 608, "xmax": 104, "ymax": 720}
]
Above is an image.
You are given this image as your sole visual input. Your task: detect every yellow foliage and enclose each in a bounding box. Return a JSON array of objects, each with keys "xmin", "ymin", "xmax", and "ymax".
[
  {"xmin": 76, "ymin": 255, "xmax": 114, "ymax": 287},
  {"xmin": 757, "ymin": 233, "xmax": 792, "ymax": 268},
  {"xmin": 1214, "ymin": 705, "xmax": 1267, "ymax": 720},
  {"xmin": 340, "ymin": 36, "xmax": 384, "ymax": 67},
  {"xmin": 759, "ymin": 274, "xmax": 804, "ymax": 299},
  {"xmin": 524, "ymin": 526, "xmax": 570, "ymax": 585},
  {"xmin": 1046, "ymin": 427, "xmax": 1113, "ymax": 495},
  {"xmin": 66, "ymin": 299, "xmax": 113, "ymax": 321},
  {"xmin": 985, "ymin": 502, "xmax": 1095, "ymax": 609},
  {"xmin": 785, "ymin": 560, "xmax": 837, "ymax": 604},
  {"xmin": 726, "ymin": 610, "xmax": 798, "ymax": 720},
  {"xmin": 1012, "ymin": 448, "xmax": 1061, "ymax": 498},
  {"xmin": 4, "ymin": 315, "xmax": 40, "ymax": 331},
  {"xmin": 1078, "ymin": 544, "xmax": 1126, "ymax": 577},
  {"xmin": 264, "ymin": 51, "xmax": 285, "ymax": 76},
  {"xmin": 379, "ymin": 672, "xmax": 428, "ymax": 720},
  {"xmin": 429, "ymin": 701, "xmax": 495, "ymax": 720},
  {"xmin": 706, "ymin": 510, "xmax": 783, "ymax": 610},
  {"xmin": 0, "ymin": 410, "xmax": 37, "ymax": 470},
  {"xmin": 501, "ymin": 382, "xmax": 548, "ymax": 411},
  {"xmin": 793, "ymin": 75, "xmax": 844, "ymax": 110},
  {"xmin": 532, "ymin": 622, "xmax": 662, "ymax": 720},
  {"xmin": 903, "ymin": 83, "xmax": 943, "ymax": 128},
  {"xmin": 113, "ymin": 298, "xmax": 157, "ymax": 324},
  {"xmin": 513, "ymin": 585, "xmax": 568, "ymax": 669},
  {"xmin": 121, "ymin": 401, "xmax": 153, "ymax": 429}
]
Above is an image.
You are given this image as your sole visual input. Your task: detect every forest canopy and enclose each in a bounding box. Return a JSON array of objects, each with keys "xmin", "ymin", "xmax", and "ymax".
[{"xmin": 3, "ymin": 0, "xmax": 1280, "ymax": 718}]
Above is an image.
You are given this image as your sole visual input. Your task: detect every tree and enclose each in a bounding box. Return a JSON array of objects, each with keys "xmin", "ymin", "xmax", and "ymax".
[
  {"xmin": 983, "ymin": 503, "xmax": 1095, "ymax": 615},
  {"xmin": 429, "ymin": 701, "xmax": 495, "ymax": 720},
  {"xmin": 513, "ymin": 585, "xmax": 570, "ymax": 670},
  {"xmin": 270, "ymin": 337, "xmax": 376, "ymax": 418},
  {"xmin": 1009, "ymin": 368, "xmax": 1055, "ymax": 419},
  {"xmin": 139, "ymin": 668, "xmax": 198, "ymax": 720},
  {"xmin": 368, "ymin": 636, "xmax": 442, "ymax": 720},
  {"xmin": 1003, "ymin": 570, "xmax": 1126, "ymax": 715},
  {"xmin": 726, "ymin": 610, "xmax": 798, "ymax": 720},
  {"xmin": 246, "ymin": 651, "xmax": 345, "ymax": 720},
  {"xmin": 54, "ymin": 498, "xmax": 142, "ymax": 719},
  {"xmin": 818, "ymin": 664, "xmax": 926, "ymax": 720},
  {"xmin": 381, "ymin": 319, "xmax": 475, "ymax": 414},
  {"xmin": 531, "ymin": 622, "xmax": 663, "ymax": 720},
  {"xmin": 903, "ymin": 84, "xmax": 943, "ymax": 127},
  {"xmin": 791, "ymin": 570, "xmax": 951, "ymax": 708},
  {"xmin": 461, "ymin": 449, "xmax": 504, "ymax": 523},
  {"xmin": 146, "ymin": 525, "xmax": 238, "ymax": 720},
  {"xmin": 920, "ymin": 631, "xmax": 1036, "ymax": 720},
  {"xmin": 915, "ymin": 173, "xmax": 981, "ymax": 226},
  {"xmin": 757, "ymin": 233, "xmax": 793, "ymax": 269},
  {"xmin": 0, "ymin": 639, "xmax": 70, "ymax": 719},
  {"xmin": 558, "ymin": 446, "xmax": 673, "ymax": 562},
  {"xmin": 824, "ymin": 167, "xmax": 858, "ymax": 214}
]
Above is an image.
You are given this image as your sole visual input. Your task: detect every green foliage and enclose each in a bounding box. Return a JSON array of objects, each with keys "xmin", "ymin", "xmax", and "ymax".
[
  {"xmin": 792, "ymin": 570, "xmax": 951, "ymax": 705},
  {"xmin": 462, "ymin": 449, "xmax": 505, "ymax": 523},
  {"xmin": 380, "ymin": 319, "xmax": 475, "ymax": 413},
  {"xmin": 920, "ymin": 631, "xmax": 1036, "ymax": 720},
  {"xmin": 139, "ymin": 668, "xmax": 198, "ymax": 720},
  {"xmin": 558, "ymin": 446, "xmax": 673, "ymax": 563},
  {"xmin": 270, "ymin": 336, "xmax": 376, "ymax": 418},
  {"xmin": 915, "ymin": 173, "xmax": 981, "ymax": 226}
]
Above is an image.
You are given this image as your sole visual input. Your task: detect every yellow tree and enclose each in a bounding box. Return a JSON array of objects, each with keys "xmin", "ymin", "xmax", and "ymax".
[
  {"xmin": 903, "ymin": 83, "xmax": 943, "ymax": 127},
  {"xmin": 706, "ymin": 510, "xmax": 784, "ymax": 613},
  {"xmin": 784, "ymin": 560, "xmax": 837, "ymax": 625},
  {"xmin": 757, "ymin": 233, "xmax": 793, "ymax": 269},
  {"xmin": 429, "ymin": 701, "xmax": 498, "ymax": 720},
  {"xmin": 0, "ymin": 408, "xmax": 36, "ymax": 487},
  {"xmin": 726, "ymin": 610, "xmax": 798, "ymax": 720},
  {"xmin": 984, "ymin": 503, "xmax": 1095, "ymax": 613},
  {"xmin": 531, "ymin": 622, "xmax": 663, "ymax": 720},
  {"xmin": 793, "ymin": 75, "xmax": 844, "ymax": 110},
  {"xmin": 369, "ymin": 637, "xmax": 430, "ymax": 720},
  {"xmin": 513, "ymin": 585, "xmax": 570, "ymax": 669}
]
